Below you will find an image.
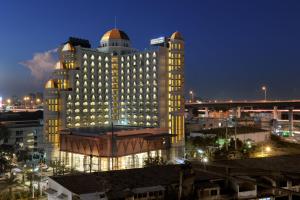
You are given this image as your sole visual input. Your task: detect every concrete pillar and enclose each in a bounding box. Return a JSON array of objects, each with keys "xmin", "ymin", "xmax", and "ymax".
[
  {"xmin": 107, "ymin": 158, "xmax": 111, "ymax": 171},
  {"xmin": 98, "ymin": 157, "xmax": 101, "ymax": 171},
  {"xmin": 289, "ymin": 108, "xmax": 294, "ymax": 134},
  {"xmin": 273, "ymin": 106, "xmax": 278, "ymax": 120},
  {"xmin": 237, "ymin": 107, "xmax": 241, "ymax": 118},
  {"xmin": 89, "ymin": 155, "xmax": 92, "ymax": 173},
  {"xmin": 71, "ymin": 153, "xmax": 74, "ymax": 169},
  {"xmin": 204, "ymin": 107, "xmax": 209, "ymax": 118}
]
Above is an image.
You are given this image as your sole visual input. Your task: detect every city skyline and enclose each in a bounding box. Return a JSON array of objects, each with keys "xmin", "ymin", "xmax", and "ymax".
[{"xmin": 1, "ymin": 0, "xmax": 300, "ymax": 100}]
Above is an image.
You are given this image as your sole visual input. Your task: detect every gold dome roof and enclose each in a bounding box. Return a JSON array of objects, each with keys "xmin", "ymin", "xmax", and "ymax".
[
  {"xmin": 45, "ymin": 79, "xmax": 57, "ymax": 89},
  {"xmin": 62, "ymin": 43, "xmax": 75, "ymax": 51},
  {"xmin": 170, "ymin": 31, "xmax": 184, "ymax": 41},
  {"xmin": 55, "ymin": 61, "xmax": 65, "ymax": 70},
  {"xmin": 101, "ymin": 28, "xmax": 130, "ymax": 41}
]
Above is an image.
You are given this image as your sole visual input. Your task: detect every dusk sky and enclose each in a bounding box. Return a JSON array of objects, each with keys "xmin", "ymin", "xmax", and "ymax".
[{"xmin": 1, "ymin": 0, "xmax": 300, "ymax": 100}]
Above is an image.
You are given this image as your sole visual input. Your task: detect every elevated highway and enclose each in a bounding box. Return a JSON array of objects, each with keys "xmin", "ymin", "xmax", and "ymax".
[{"xmin": 185, "ymin": 100, "xmax": 300, "ymax": 110}]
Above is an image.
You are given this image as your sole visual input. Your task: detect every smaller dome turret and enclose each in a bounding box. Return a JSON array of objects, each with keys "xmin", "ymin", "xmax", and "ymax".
[
  {"xmin": 62, "ymin": 43, "xmax": 75, "ymax": 51},
  {"xmin": 55, "ymin": 61, "xmax": 65, "ymax": 70},
  {"xmin": 45, "ymin": 79, "xmax": 57, "ymax": 89},
  {"xmin": 170, "ymin": 31, "xmax": 184, "ymax": 41}
]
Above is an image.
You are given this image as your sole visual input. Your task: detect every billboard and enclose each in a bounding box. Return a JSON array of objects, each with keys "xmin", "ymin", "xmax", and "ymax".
[{"xmin": 150, "ymin": 37, "xmax": 166, "ymax": 46}]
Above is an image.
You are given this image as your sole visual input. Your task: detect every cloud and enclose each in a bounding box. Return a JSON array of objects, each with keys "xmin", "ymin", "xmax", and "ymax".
[{"xmin": 20, "ymin": 49, "xmax": 58, "ymax": 80}]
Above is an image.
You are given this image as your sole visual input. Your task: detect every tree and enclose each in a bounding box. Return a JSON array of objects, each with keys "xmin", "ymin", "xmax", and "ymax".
[
  {"xmin": 144, "ymin": 156, "xmax": 166, "ymax": 167},
  {"xmin": 5, "ymin": 173, "xmax": 19, "ymax": 198},
  {"xmin": 0, "ymin": 125, "xmax": 10, "ymax": 143},
  {"xmin": 50, "ymin": 160, "xmax": 68, "ymax": 175},
  {"xmin": 0, "ymin": 154, "xmax": 10, "ymax": 174},
  {"xmin": 0, "ymin": 144, "xmax": 14, "ymax": 174}
]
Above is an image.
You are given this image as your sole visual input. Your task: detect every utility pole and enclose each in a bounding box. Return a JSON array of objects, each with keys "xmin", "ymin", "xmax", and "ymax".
[
  {"xmin": 178, "ymin": 170, "xmax": 183, "ymax": 200},
  {"xmin": 111, "ymin": 122, "xmax": 114, "ymax": 170},
  {"xmin": 262, "ymin": 86, "xmax": 267, "ymax": 101},
  {"xmin": 234, "ymin": 118, "xmax": 237, "ymax": 151},
  {"xmin": 225, "ymin": 119, "xmax": 228, "ymax": 151},
  {"xmin": 32, "ymin": 164, "xmax": 35, "ymax": 199}
]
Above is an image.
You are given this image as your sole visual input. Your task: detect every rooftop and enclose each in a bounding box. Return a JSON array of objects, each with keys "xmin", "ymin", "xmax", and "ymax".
[
  {"xmin": 214, "ymin": 154, "xmax": 300, "ymax": 174},
  {"xmin": 67, "ymin": 125, "xmax": 157, "ymax": 136},
  {"xmin": 195, "ymin": 126, "xmax": 266, "ymax": 135},
  {"xmin": 65, "ymin": 37, "xmax": 91, "ymax": 48},
  {"xmin": 50, "ymin": 165, "xmax": 182, "ymax": 197},
  {"xmin": 0, "ymin": 111, "xmax": 43, "ymax": 122}
]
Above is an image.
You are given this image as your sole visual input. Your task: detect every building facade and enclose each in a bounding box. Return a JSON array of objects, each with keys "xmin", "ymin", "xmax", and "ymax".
[
  {"xmin": 0, "ymin": 111, "xmax": 44, "ymax": 152},
  {"xmin": 44, "ymin": 29, "xmax": 185, "ymax": 160},
  {"xmin": 59, "ymin": 127, "xmax": 171, "ymax": 172}
]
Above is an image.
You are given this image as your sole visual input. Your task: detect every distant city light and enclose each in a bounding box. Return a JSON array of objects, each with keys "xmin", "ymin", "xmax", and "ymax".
[{"xmin": 0, "ymin": 96, "xmax": 2, "ymax": 109}]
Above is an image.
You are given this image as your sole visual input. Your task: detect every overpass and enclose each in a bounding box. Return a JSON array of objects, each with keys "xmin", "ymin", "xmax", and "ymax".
[
  {"xmin": 185, "ymin": 100, "xmax": 300, "ymax": 110},
  {"xmin": 185, "ymin": 100, "xmax": 300, "ymax": 133}
]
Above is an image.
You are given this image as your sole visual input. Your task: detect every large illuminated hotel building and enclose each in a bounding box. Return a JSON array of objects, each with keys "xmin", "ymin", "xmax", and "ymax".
[{"xmin": 44, "ymin": 28, "xmax": 184, "ymax": 170}]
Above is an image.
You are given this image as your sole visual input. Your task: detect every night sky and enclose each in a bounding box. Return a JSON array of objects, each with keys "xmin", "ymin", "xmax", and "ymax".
[{"xmin": 1, "ymin": 0, "xmax": 300, "ymax": 100}]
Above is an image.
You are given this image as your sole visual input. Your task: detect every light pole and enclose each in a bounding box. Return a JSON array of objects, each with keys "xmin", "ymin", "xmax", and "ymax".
[
  {"xmin": 23, "ymin": 96, "xmax": 30, "ymax": 108},
  {"xmin": 189, "ymin": 90, "xmax": 194, "ymax": 103},
  {"xmin": 6, "ymin": 99, "xmax": 11, "ymax": 105},
  {"xmin": 261, "ymin": 86, "xmax": 267, "ymax": 101}
]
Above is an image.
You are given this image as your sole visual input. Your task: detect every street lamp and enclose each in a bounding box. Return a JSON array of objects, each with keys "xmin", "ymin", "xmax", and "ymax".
[
  {"xmin": 23, "ymin": 96, "xmax": 30, "ymax": 108},
  {"xmin": 265, "ymin": 146, "xmax": 271, "ymax": 153},
  {"xmin": 6, "ymin": 99, "xmax": 11, "ymax": 105},
  {"xmin": 261, "ymin": 86, "xmax": 267, "ymax": 101},
  {"xmin": 189, "ymin": 90, "xmax": 194, "ymax": 102}
]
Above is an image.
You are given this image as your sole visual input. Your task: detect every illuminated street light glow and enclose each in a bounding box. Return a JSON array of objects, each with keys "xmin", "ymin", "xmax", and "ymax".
[
  {"xmin": 197, "ymin": 149, "xmax": 204, "ymax": 154},
  {"xmin": 261, "ymin": 86, "xmax": 267, "ymax": 101},
  {"xmin": 265, "ymin": 146, "xmax": 271, "ymax": 153},
  {"xmin": 189, "ymin": 90, "xmax": 194, "ymax": 102}
]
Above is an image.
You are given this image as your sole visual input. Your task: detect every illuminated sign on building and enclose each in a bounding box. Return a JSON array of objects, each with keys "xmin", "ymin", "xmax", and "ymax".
[
  {"xmin": 0, "ymin": 96, "xmax": 2, "ymax": 109},
  {"xmin": 150, "ymin": 37, "xmax": 166, "ymax": 46}
]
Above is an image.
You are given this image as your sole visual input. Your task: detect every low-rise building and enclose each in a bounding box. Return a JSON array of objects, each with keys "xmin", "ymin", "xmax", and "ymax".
[
  {"xmin": 0, "ymin": 111, "xmax": 44, "ymax": 151},
  {"xmin": 45, "ymin": 155, "xmax": 300, "ymax": 200},
  {"xmin": 189, "ymin": 126, "xmax": 270, "ymax": 144},
  {"xmin": 58, "ymin": 126, "xmax": 171, "ymax": 171},
  {"xmin": 46, "ymin": 165, "xmax": 192, "ymax": 200}
]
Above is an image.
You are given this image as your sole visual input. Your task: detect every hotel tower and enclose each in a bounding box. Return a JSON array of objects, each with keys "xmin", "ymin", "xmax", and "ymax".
[{"xmin": 44, "ymin": 28, "xmax": 185, "ymax": 161}]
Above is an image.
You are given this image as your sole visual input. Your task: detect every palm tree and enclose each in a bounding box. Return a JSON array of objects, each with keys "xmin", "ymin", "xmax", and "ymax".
[
  {"xmin": 0, "ymin": 125, "xmax": 10, "ymax": 143},
  {"xmin": 0, "ymin": 153, "xmax": 10, "ymax": 174},
  {"xmin": 26, "ymin": 171, "xmax": 42, "ymax": 198},
  {"xmin": 5, "ymin": 173, "xmax": 19, "ymax": 198}
]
